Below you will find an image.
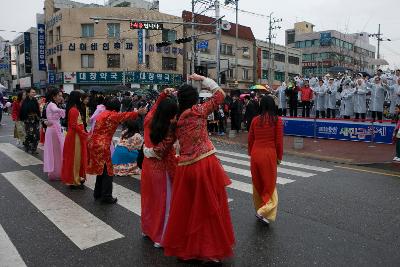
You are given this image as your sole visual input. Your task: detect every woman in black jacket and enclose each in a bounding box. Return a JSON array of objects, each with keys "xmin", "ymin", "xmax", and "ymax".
[{"xmin": 19, "ymin": 88, "xmax": 41, "ymax": 154}]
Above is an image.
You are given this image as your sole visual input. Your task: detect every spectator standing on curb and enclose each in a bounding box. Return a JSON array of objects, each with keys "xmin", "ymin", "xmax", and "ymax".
[
  {"xmin": 300, "ymin": 80, "xmax": 313, "ymax": 118},
  {"xmin": 393, "ymin": 104, "xmax": 400, "ymax": 162}
]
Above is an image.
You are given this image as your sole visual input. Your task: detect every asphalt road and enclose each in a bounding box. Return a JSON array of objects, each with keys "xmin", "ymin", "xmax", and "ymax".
[{"xmin": 0, "ymin": 115, "xmax": 399, "ymax": 267}]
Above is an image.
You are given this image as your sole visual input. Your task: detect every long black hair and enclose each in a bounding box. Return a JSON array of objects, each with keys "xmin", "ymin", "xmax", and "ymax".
[
  {"xmin": 65, "ymin": 90, "xmax": 82, "ymax": 128},
  {"xmin": 259, "ymin": 95, "xmax": 278, "ymax": 126},
  {"xmin": 104, "ymin": 96, "xmax": 121, "ymax": 112},
  {"xmin": 122, "ymin": 119, "xmax": 140, "ymax": 140},
  {"xmin": 177, "ymin": 84, "xmax": 199, "ymax": 115},
  {"xmin": 150, "ymin": 97, "xmax": 178, "ymax": 145},
  {"xmin": 47, "ymin": 88, "xmax": 61, "ymax": 104},
  {"xmin": 16, "ymin": 91, "xmax": 24, "ymax": 102}
]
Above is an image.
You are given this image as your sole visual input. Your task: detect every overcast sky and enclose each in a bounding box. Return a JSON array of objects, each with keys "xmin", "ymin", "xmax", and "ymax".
[{"xmin": 1, "ymin": 0, "xmax": 399, "ymax": 68}]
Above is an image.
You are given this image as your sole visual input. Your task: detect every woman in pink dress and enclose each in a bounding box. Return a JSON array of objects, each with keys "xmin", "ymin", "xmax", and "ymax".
[{"xmin": 43, "ymin": 88, "xmax": 65, "ymax": 180}]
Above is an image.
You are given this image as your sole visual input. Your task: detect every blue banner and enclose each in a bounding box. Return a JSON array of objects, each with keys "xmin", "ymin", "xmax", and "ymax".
[
  {"xmin": 320, "ymin": 32, "xmax": 332, "ymax": 46},
  {"xmin": 24, "ymin": 32, "xmax": 32, "ymax": 73},
  {"xmin": 37, "ymin": 24, "xmax": 46, "ymax": 71},
  {"xmin": 283, "ymin": 118, "xmax": 395, "ymax": 144},
  {"xmin": 138, "ymin": 29, "xmax": 144, "ymax": 64},
  {"xmin": 48, "ymin": 70, "xmax": 55, "ymax": 84}
]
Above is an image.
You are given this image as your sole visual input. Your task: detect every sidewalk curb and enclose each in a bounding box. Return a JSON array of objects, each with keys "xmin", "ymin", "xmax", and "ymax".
[{"xmin": 211, "ymin": 136, "xmax": 392, "ymax": 166}]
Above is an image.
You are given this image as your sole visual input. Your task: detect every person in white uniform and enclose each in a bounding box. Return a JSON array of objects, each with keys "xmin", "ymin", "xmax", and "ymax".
[
  {"xmin": 325, "ymin": 78, "xmax": 338, "ymax": 118},
  {"xmin": 388, "ymin": 78, "xmax": 400, "ymax": 122},
  {"xmin": 366, "ymin": 76, "xmax": 388, "ymax": 123},
  {"xmin": 340, "ymin": 80, "xmax": 355, "ymax": 119},
  {"xmin": 353, "ymin": 77, "xmax": 368, "ymax": 121},
  {"xmin": 313, "ymin": 78, "xmax": 328, "ymax": 118},
  {"xmin": 275, "ymin": 82, "xmax": 287, "ymax": 116}
]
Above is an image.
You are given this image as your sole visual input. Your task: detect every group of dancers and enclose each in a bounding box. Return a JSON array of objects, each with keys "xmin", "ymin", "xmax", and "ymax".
[{"xmin": 11, "ymin": 74, "xmax": 284, "ymax": 264}]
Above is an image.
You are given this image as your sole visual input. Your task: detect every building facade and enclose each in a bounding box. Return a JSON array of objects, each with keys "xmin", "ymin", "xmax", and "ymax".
[
  {"xmin": 256, "ymin": 40, "xmax": 302, "ymax": 84},
  {"xmin": 0, "ymin": 37, "xmax": 12, "ymax": 90},
  {"xmin": 182, "ymin": 11, "xmax": 256, "ymax": 90},
  {"xmin": 286, "ymin": 21, "xmax": 376, "ymax": 76},
  {"xmin": 12, "ymin": 14, "xmax": 47, "ymax": 92},
  {"xmin": 106, "ymin": 0, "xmax": 159, "ymax": 10},
  {"xmin": 44, "ymin": 0, "xmax": 184, "ymax": 92}
]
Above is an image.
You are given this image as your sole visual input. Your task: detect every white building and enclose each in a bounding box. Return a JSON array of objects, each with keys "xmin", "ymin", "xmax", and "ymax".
[{"xmin": 256, "ymin": 40, "xmax": 302, "ymax": 84}]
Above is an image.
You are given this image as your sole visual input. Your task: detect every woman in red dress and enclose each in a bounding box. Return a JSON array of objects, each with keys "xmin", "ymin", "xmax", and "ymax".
[
  {"xmin": 162, "ymin": 74, "xmax": 235, "ymax": 264},
  {"xmin": 141, "ymin": 88, "xmax": 178, "ymax": 248},
  {"xmin": 248, "ymin": 95, "xmax": 283, "ymax": 224},
  {"xmin": 61, "ymin": 91, "xmax": 88, "ymax": 189},
  {"xmin": 87, "ymin": 97, "xmax": 147, "ymax": 204}
]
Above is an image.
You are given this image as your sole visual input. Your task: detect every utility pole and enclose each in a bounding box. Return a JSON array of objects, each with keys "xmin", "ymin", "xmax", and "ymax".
[
  {"xmin": 215, "ymin": 0, "xmax": 222, "ymax": 84},
  {"xmin": 191, "ymin": 0, "xmax": 195, "ymax": 75},
  {"xmin": 234, "ymin": 0, "xmax": 239, "ymax": 85},
  {"xmin": 369, "ymin": 24, "xmax": 391, "ymax": 61},
  {"xmin": 267, "ymin": 13, "xmax": 282, "ymax": 86}
]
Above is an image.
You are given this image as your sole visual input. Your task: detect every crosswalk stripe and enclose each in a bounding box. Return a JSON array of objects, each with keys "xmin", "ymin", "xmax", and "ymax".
[
  {"xmin": 85, "ymin": 175, "xmax": 141, "ymax": 216},
  {"xmin": 222, "ymin": 165, "xmax": 295, "ymax": 185},
  {"xmin": 0, "ymin": 143, "xmax": 43, "ymax": 166},
  {"xmin": 219, "ymin": 156, "xmax": 314, "ymax": 178},
  {"xmin": 0, "ymin": 224, "xmax": 27, "ymax": 267},
  {"xmin": 217, "ymin": 149, "xmax": 332, "ymax": 172},
  {"xmin": 228, "ymin": 179, "xmax": 252, "ymax": 193},
  {"xmin": 1, "ymin": 170, "xmax": 124, "ymax": 250}
]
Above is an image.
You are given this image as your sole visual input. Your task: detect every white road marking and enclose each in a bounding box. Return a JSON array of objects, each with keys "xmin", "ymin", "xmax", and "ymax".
[
  {"xmin": 85, "ymin": 175, "xmax": 141, "ymax": 216},
  {"xmin": 0, "ymin": 143, "xmax": 42, "ymax": 166},
  {"xmin": 228, "ymin": 179, "xmax": 252, "ymax": 193},
  {"xmin": 1, "ymin": 170, "xmax": 124, "ymax": 250},
  {"xmin": 219, "ymin": 156, "xmax": 314, "ymax": 178},
  {"xmin": 222, "ymin": 165, "xmax": 295, "ymax": 185},
  {"xmin": 0, "ymin": 224, "xmax": 27, "ymax": 267},
  {"xmin": 217, "ymin": 149, "xmax": 332, "ymax": 172},
  {"xmin": 0, "ymin": 135, "xmax": 13, "ymax": 138}
]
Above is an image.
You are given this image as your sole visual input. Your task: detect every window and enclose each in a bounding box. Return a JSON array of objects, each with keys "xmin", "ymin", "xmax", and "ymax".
[
  {"xmin": 56, "ymin": 26, "xmax": 61, "ymax": 41},
  {"xmin": 275, "ymin": 71, "xmax": 285, "ymax": 82},
  {"xmin": 262, "ymin": 69, "xmax": 268, "ymax": 79},
  {"xmin": 305, "ymin": 40, "xmax": 312, "ymax": 47},
  {"xmin": 242, "ymin": 47, "xmax": 250, "ymax": 57},
  {"xmin": 162, "ymin": 29, "xmax": 176, "ymax": 42},
  {"xmin": 162, "ymin": 57, "xmax": 177, "ymax": 70},
  {"xmin": 81, "ymin": 24, "xmax": 94, "ymax": 37},
  {"xmin": 262, "ymin": 50, "xmax": 269, "ymax": 59},
  {"xmin": 287, "ymin": 32, "xmax": 295, "ymax": 44},
  {"xmin": 227, "ymin": 68, "xmax": 234, "ymax": 79},
  {"xmin": 242, "ymin": 69, "xmax": 249, "ymax": 80},
  {"xmin": 145, "ymin": 55, "xmax": 150, "ymax": 68},
  {"xmin": 81, "ymin": 54, "xmax": 94, "ymax": 68},
  {"xmin": 274, "ymin": 53, "xmax": 285, "ymax": 62},
  {"xmin": 107, "ymin": 23, "xmax": 120, "ymax": 38},
  {"xmin": 19, "ymin": 43, "xmax": 24, "ymax": 54},
  {"xmin": 288, "ymin": 56, "xmax": 300, "ymax": 65},
  {"xmin": 48, "ymin": 30, "xmax": 53, "ymax": 44},
  {"xmin": 221, "ymin": 43, "xmax": 233, "ymax": 55},
  {"xmin": 107, "ymin": 54, "xmax": 120, "ymax": 68},
  {"xmin": 57, "ymin": 55, "xmax": 62, "ymax": 69}
]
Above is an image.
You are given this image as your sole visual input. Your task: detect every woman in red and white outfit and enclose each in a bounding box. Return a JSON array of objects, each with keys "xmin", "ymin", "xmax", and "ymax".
[
  {"xmin": 141, "ymin": 88, "xmax": 178, "ymax": 248},
  {"xmin": 162, "ymin": 74, "xmax": 235, "ymax": 264}
]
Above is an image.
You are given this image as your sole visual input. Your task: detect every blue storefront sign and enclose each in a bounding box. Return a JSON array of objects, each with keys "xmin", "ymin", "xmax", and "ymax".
[
  {"xmin": 138, "ymin": 29, "xmax": 144, "ymax": 64},
  {"xmin": 48, "ymin": 70, "xmax": 55, "ymax": 84},
  {"xmin": 24, "ymin": 32, "xmax": 32, "ymax": 73},
  {"xmin": 320, "ymin": 32, "xmax": 332, "ymax": 46},
  {"xmin": 283, "ymin": 118, "xmax": 395, "ymax": 144},
  {"xmin": 37, "ymin": 24, "xmax": 46, "ymax": 71}
]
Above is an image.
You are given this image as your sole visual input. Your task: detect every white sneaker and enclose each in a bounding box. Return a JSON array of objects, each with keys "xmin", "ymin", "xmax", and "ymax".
[
  {"xmin": 394, "ymin": 157, "xmax": 400, "ymax": 162},
  {"xmin": 153, "ymin": 242, "xmax": 162, "ymax": 248}
]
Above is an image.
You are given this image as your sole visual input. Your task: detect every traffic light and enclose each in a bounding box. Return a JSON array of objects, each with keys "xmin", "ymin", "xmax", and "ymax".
[
  {"xmin": 175, "ymin": 37, "xmax": 192, "ymax": 44},
  {"xmin": 156, "ymin": 41, "xmax": 172, "ymax": 47}
]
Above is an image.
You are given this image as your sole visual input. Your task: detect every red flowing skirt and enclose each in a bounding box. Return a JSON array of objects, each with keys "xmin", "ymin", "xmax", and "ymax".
[{"xmin": 162, "ymin": 154, "xmax": 235, "ymax": 260}]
